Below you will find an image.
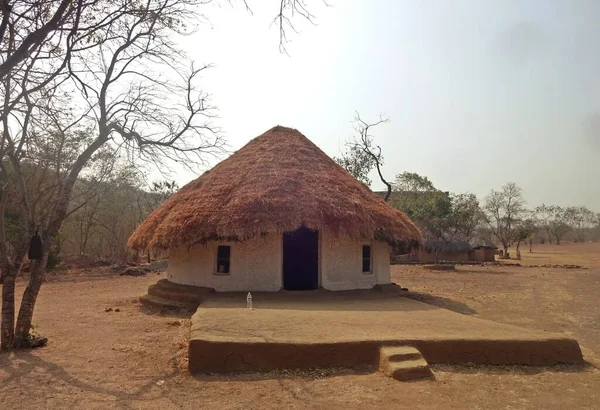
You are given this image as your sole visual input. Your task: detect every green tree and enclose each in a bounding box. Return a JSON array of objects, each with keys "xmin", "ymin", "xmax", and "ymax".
[
  {"xmin": 393, "ymin": 172, "xmax": 436, "ymax": 192},
  {"xmin": 515, "ymin": 217, "xmax": 537, "ymax": 255},
  {"xmin": 334, "ymin": 145, "xmax": 376, "ymax": 186},
  {"xmin": 447, "ymin": 193, "xmax": 483, "ymax": 241}
]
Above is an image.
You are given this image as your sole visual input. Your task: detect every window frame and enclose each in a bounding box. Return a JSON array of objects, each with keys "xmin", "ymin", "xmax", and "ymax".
[
  {"xmin": 362, "ymin": 244, "xmax": 373, "ymax": 274},
  {"xmin": 214, "ymin": 245, "xmax": 231, "ymax": 275}
]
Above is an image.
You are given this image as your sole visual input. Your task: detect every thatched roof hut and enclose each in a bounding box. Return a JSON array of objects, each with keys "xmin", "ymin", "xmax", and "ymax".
[
  {"xmin": 129, "ymin": 126, "xmax": 420, "ymax": 251},
  {"xmin": 129, "ymin": 126, "xmax": 421, "ymax": 292},
  {"xmin": 469, "ymin": 237, "xmax": 498, "ymax": 250},
  {"xmin": 423, "ymin": 239, "xmax": 473, "ymax": 254}
]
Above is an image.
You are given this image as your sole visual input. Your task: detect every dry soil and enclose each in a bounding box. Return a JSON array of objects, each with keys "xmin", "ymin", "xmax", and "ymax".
[{"xmin": 1, "ymin": 242, "xmax": 599, "ymax": 409}]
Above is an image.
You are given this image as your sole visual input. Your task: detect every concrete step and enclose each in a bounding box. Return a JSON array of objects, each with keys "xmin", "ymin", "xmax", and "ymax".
[
  {"xmin": 384, "ymin": 358, "xmax": 433, "ymax": 381},
  {"xmin": 139, "ymin": 294, "xmax": 196, "ymax": 311},
  {"xmin": 379, "ymin": 345, "xmax": 423, "ymax": 364}
]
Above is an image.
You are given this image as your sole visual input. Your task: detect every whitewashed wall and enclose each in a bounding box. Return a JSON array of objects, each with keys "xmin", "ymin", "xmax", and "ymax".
[
  {"xmin": 167, "ymin": 231, "xmax": 391, "ymax": 291},
  {"xmin": 167, "ymin": 233, "xmax": 282, "ymax": 291},
  {"xmin": 320, "ymin": 231, "xmax": 391, "ymax": 291}
]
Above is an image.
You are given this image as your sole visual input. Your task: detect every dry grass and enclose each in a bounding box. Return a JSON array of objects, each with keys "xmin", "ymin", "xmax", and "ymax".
[
  {"xmin": 128, "ymin": 126, "xmax": 421, "ymax": 251},
  {"xmin": 0, "ymin": 242, "xmax": 599, "ymax": 409}
]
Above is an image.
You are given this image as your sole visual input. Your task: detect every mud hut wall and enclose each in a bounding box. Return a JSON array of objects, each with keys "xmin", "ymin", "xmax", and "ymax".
[
  {"xmin": 320, "ymin": 231, "xmax": 390, "ymax": 291},
  {"xmin": 167, "ymin": 234, "xmax": 282, "ymax": 291},
  {"xmin": 416, "ymin": 249, "xmax": 470, "ymax": 262},
  {"xmin": 469, "ymin": 248, "xmax": 496, "ymax": 262}
]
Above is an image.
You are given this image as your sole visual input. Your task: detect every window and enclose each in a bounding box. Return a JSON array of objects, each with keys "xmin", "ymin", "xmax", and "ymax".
[
  {"xmin": 216, "ymin": 245, "xmax": 231, "ymax": 275},
  {"xmin": 362, "ymin": 245, "xmax": 372, "ymax": 273}
]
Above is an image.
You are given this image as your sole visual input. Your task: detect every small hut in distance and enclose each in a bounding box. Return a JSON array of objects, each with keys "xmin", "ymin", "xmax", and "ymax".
[
  {"xmin": 128, "ymin": 126, "xmax": 421, "ymax": 292},
  {"xmin": 468, "ymin": 237, "xmax": 498, "ymax": 262},
  {"xmin": 393, "ymin": 238, "xmax": 472, "ymax": 263},
  {"xmin": 392, "ymin": 236, "xmax": 498, "ymax": 263}
]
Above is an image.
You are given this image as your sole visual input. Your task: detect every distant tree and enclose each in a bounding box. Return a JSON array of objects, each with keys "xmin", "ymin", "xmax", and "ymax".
[
  {"xmin": 548, "ymin": 206, "xmax": 571, "ymax": 245},
  {"xmin": 593, "ymin": 213, "xmax": 600, "ymax": 242},
  {"xmin": 535, "ymin": 205, "xmax": 573, "ymax": 245},
  {"xmin": 515, "ymin": 217, "xmax": 537, "ymax": 255},
  {"xmin": 448, "ymin": 193, "xmax": 484, "ymax": 241},
  {"xmin": 335, "ymin": 112, "xmax": 392, "ymax": 199},
  {"xmin": 390, "ymin": 173, "xmax": 450, "ymax": 229},
  {"xmin": 334, "ymin": 145, "xmax": 376, "ymax": 186},
  {"xmin": 391, "ymin": 172, "xmax": 458, "ymax": 261},
  {"xmin": 535, "ymin": 204, "xmax": 556, "ymax": 244},
  {"xmin": 564, "ymin": 206, "xmax": 596, "ymax": 242},
  {"xmin": 483, "ymin": 182, "xmax": 526, "ymax": 258},
  {"xmin": 393, "ymin": 172, "xmax": 436, "ymax": 193}
]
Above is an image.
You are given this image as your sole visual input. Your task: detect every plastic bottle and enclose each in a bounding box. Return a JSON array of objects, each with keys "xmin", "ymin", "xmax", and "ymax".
[{"xmin": 247, "ymin": 292, "xmax": 252, "ymax": 310}]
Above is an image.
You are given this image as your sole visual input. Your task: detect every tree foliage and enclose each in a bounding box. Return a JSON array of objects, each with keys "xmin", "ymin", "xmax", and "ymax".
[
  {"xmin": 390, "ymin": 173, "xmax": 483, "ymax": 257},
  {"xmin": 334, "ymin": 144, "xmax": 376, "ymax": 186}
]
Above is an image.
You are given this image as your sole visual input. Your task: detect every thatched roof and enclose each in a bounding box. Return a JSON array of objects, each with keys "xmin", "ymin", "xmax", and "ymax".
[
  {"xmin": 128, "ymin": 126, "xmax": 422, "ymax": 251},
  {"xmin": 469, "ymin": 237, "xmax": 498, "ymax": 249},
  {"xmin": 423, "ymin": 238, "xmax": 473, "ymax": 254}
]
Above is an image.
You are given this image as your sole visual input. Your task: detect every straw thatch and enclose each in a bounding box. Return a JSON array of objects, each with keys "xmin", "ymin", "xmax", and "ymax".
[
  {"xmin": 128, "ymin": 126, "xmax": 422, "ymax": 251},
  {"xmin": 423, "ymin": 238, "xmax": 473, "ymax": 254},
  {"xmin": 469, "ymin": 237, "xmax": 498, "ymax": 250}
]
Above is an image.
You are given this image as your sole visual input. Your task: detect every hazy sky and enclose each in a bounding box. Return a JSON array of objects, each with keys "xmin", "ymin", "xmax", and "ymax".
[{"xmin": 168, "ymin": 0, "xmax": 600, "ymax": 210}]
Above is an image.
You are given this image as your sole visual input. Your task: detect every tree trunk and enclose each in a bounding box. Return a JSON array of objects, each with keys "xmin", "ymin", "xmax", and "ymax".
[
  {"xmin": 14, "ymin": 255, "xmax": 47, "ymax": 346},
  {"xmin": 11, "ymin": 136, "xmax": 107, "ymax": 348},
  {"xmin": 0, "ymin": 184, "xmax": 15, "ymax": 350},
  {"xmin": 503, "ymin": 245, "xmax": 509, "ymax": 259},
  {"xmin": 0, "ymin": 238, "xmax": 16, "ymax": 350},
  {"xmin": 529, "ymin": 240, "xmax": 533, "ymax": 253}
]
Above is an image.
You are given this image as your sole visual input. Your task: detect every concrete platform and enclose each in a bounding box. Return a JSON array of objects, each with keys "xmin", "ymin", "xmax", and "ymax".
[{"xmin": 189, "ymin": 290, "xmax": 583, "ymax": 374}]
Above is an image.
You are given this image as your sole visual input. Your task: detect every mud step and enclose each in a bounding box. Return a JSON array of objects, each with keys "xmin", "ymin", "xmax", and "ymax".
[
  {"xmin": 384, "ymin": 358, "xmax": 433, "ymax": 381},
  {"xmin": 155, "ymin": 279, "xmax": 212, "ymax": 292},
  {"xmin": 147, "ymin": 284, "xmax": 203, "ymax": 305},
  {"xmin": 139, "ymin": 294, "xmax": 196, "ymax": 311},
  {"xmin": 379, "ymin": 345, "xmax": 433, "ymax": 381},
  {"xmin": 379, "ymin": 346, "xmax": 423, "ymax": 364}
]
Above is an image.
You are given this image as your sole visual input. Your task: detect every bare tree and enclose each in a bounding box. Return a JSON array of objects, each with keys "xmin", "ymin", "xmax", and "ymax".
[
  {"xmin": 565, "ymin": 206, "xmax": 596, "ymax": 242},
  {"xmin": 1, "ymin": 0, "xmax": 223, "ymax": 349},
  {"xmin": 0, "ymin": 0, "xmax": 82, "ymax": 79},
  {"xmin": 1, "ymin": 0, "xmax": 324, "ymax": 350},
  {"xmin": 535, "ymin": 204, "xmax": 556, "ymax": 244},
  {"xmin": 514, "ymin": 216, "xmax": 537, "ymax": 257},
  {"xmin": 270, "ymin": 0, "xmax": 329, "ymax": 53},
  {"xmin": 483, "ymin": 182, "xmax": 525, "ymax": 258},
  {"xmin": 336, "ymin": 112, "xmax": 393, "ymax": 200}
]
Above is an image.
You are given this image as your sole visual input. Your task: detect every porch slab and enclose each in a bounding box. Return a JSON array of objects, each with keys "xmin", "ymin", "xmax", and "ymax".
[{"xmin": 189, "ymin": 290, "xmax": 583, "ymax": 373}]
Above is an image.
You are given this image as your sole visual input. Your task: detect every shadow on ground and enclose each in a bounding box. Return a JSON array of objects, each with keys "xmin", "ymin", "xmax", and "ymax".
[
  {"xmin": 193, "ymin": 366, "xmax": 374, "ymax": 383},
  {"xmin": 432, "ymin": 362, "xmax": 595, "ymax": 376},
  {"xmin": 138, "ymin": 303, "xmax": 194, "ymax": 319},
  {"xmin": 403, "ymin": 292, "xmax": 477, "ymax": 315},
  {"xmin": 0, "ymin": 350, "xmax": 182, "ymax": 408}
]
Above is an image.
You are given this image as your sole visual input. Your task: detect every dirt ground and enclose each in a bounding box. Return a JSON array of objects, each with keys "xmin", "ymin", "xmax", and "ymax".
[{"xmin": 1, "ymin": 243, "xmax": 600, "ymax": 409}]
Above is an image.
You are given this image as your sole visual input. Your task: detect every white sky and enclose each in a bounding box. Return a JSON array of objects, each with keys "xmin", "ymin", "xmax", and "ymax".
[{"xmin": 160, "ymin": 0, "xmax": 600, "ymax": 211}]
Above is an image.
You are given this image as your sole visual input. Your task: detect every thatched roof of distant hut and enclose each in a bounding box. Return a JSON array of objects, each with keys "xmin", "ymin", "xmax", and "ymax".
[
  {"xmin": 128, "ymin": 126, "xmax": 422, "ymax": 251},
  {"xmin": 469, "ymin": 237, "xmax": 498, "ymax": 250},
  {"xmin": 423, "ymin": 238, "xmax": 473, "ymax": 254}
]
